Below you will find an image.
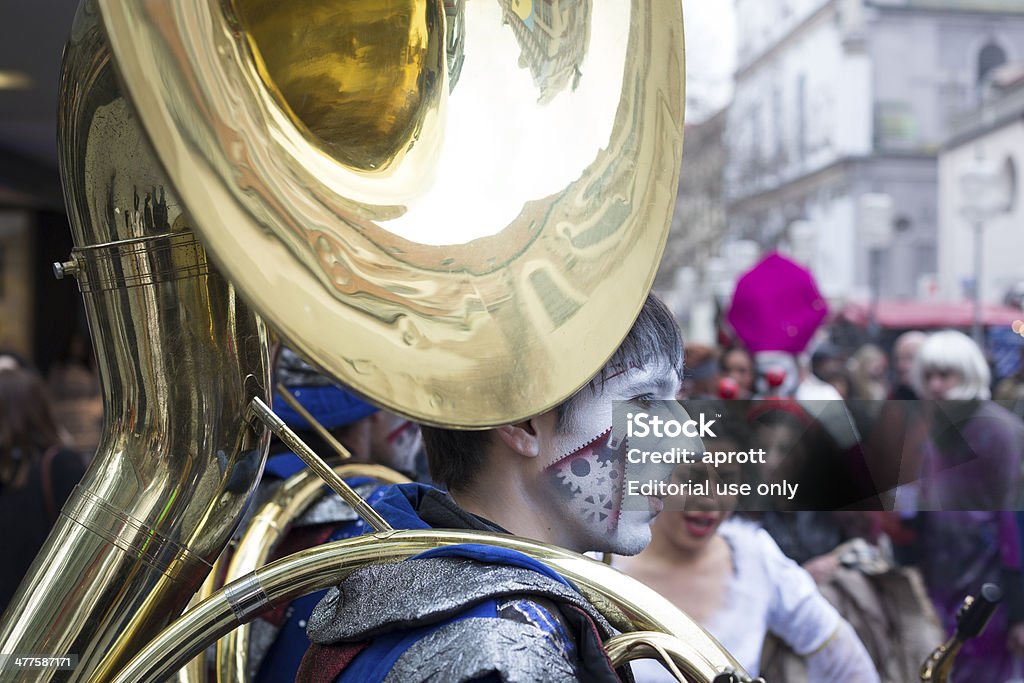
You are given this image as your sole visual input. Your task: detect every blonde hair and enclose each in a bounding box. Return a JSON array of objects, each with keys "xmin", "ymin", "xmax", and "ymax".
[
  {"xmin": 911, "ymin": 330, "xmax": 991, "ymax": 400},
  {"xmin": 849, "ymin": 344, "xmax": 887, "ymax": 399}
]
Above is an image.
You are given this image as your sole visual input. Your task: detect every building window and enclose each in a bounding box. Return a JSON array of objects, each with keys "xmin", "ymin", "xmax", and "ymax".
[
  {"xmin": 874, "ymin": 101, "xmax": 918, "ymax": 151},
  {"xmin": 978, "ymin": 41, "xmax": 1007, "ymax": 87}
]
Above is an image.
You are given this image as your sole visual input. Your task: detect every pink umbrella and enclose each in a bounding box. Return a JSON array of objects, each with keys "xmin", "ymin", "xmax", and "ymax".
[{"xmin": 726, "ymin": 252, "xmax": 829, "ymax": 354}]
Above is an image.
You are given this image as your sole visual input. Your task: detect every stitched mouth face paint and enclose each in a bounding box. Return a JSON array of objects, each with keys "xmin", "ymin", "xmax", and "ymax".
[
  {"xmin": 543, "ymin": 361, "xmax": 683, "ymax": 555},
  {"xmin": 547, "ymin": 427, "xmax": 626, "ymax": 532}
]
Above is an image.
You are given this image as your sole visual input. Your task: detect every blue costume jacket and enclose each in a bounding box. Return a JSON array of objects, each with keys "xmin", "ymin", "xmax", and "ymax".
[
  {"xmin": 250, "ymin": 454, "xmax": 391, "ymax": 682},
  {"xmin": 297, "ymin": 483, "xmax": 628, "ymax": 682}
]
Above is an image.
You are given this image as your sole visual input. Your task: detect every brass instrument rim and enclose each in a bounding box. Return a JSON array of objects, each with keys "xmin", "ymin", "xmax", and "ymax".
[
  {"xmin": 605, "ymin": 631, "xmax": 727, "ymax": 681},
  {"xmin": 93, "ymin": 0, "xmax": 685, "ymax": 428},
  {"xmin": 212, "ymin": 462, "xmax": 413, "ymax": 682},
  {"xmin": 116, "ymin": 529, "xmax": 742, "ymax": 683}
]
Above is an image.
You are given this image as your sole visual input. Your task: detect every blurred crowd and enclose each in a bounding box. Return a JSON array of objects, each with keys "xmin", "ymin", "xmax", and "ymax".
[
  {"xmin": 3, "ymin": 319, "xmax": 1024, "ymax": 682},
  {"xmin": 656, "ymin": 324, "xmax": 1024, "ymax": 682}
]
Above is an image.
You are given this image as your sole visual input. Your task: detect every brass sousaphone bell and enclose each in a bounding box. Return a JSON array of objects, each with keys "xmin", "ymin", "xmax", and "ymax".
[{"xmin": 0, "ymin": 0, "xmax": 749, "ymax": 680}]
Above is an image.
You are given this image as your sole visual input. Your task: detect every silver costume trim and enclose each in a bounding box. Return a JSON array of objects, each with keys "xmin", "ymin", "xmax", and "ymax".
[
  {"xmin": 382, "ymin": 617, "xmax": 577, "ymax": 683},
  {"xmin": 498, "ymin": 598, "xmax": 573, "ymax": 660},
  {"xmin": 296, "ymin": 483, "xmax": 378, "ymax": 526},
  {"xmin": 306, "ymin": 557, "xmax": 615, "ymax": 644}
]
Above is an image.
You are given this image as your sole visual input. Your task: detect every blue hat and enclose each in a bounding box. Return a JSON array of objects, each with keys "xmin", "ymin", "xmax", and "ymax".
[
  {"xmin": 275, "ymin": 385, "xmax": 378, "ymax": 431},
  {"xmin": 275, "ymin": 348, "xmax": 378, "ymax": 431}
]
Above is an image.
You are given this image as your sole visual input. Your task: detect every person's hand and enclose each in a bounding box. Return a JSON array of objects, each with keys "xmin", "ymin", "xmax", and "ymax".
[
  {"xmin": 803, "ymin": 553, "xmax": 841, "ymax": 584},
  {"xmin": 1007, "ymin": 622, "xmax": 1024, "ymax": 657}
]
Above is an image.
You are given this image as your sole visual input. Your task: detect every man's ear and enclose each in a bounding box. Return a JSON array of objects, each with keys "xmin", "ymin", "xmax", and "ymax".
[{"xmin": 494, "ymin": 419, "xmax": 543, "ymax": 458}]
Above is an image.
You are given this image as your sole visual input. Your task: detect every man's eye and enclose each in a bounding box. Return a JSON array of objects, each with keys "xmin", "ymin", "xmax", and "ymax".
[{"xmin": 632, "ymin": 394, "xmax": 655, "ymax": 408}]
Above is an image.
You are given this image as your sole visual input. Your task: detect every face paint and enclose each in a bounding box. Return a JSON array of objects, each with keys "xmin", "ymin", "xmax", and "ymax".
[
  {"xmin": 370, "ymin": 415, "xmax": 423, "ymax": 474},
  {"xmin": 542, "ymin": 361, "xmax": 685, "ymax": 555},
  {"xmin": 546, "ymin": 429, "xmax": 626, "ymax": 534}
]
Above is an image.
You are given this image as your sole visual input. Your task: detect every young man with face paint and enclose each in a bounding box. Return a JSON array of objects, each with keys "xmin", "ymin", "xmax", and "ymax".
[{"xmin": 297, "ymin": 294, "xmax": 687, "ymax": 682}]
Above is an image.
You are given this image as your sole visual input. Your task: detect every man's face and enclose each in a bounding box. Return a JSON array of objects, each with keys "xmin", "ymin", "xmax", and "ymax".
[
  {"xmin": 895, "ymin": 339, "xmax": 923, "ymax": 385},
  {"xmin": 535, "ymin": 360, "xmax": 686, "ymax": 555}
]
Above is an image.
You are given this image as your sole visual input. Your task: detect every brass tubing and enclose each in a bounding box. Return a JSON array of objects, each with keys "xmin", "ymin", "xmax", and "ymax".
[
  {"xmin": 248, "ymin": 398, "xmax": 392, "ymax": 533},
  {"xmin": 174, "ymin": 552, "xmax": 227, "ymax": 683},
  {"xmin": 605, "ymin": 631, "xmax": 706, "ymax": 682},
  {"xmin": 113, "ymin": 530, "xmax": 744, "ymax": 683},
  {"xmin": 274, "ymin": 382, "xmax": 353, "ymax": 462},
  {"xmin": 0, "ymin": 3, "xmax": 271, "ymax": 679},
  {"xmin": 0, "ymin": 235, "xmax": 269, "ymax": 683},
  {"xmin": 216, "ymin": 463, "xmax": 410, "ymax": 682}
]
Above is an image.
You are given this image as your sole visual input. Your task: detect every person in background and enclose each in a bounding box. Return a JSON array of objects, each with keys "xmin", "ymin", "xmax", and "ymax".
[
  {"xmin": 250, "ymin": 347, "xmax": 427, "ymax": 681},
  {"xmin": 47, "ymin": 332, "xmax": 103, "ymax": 455},
  {"xmin": 271, "ymin": 348, "xmax": 425, "ymax": 480},
  {"xmin": 680, "ymin": 343, "xmax": 720, "ymax": 399},
  {"xmin": 909, "ymin": 330, "xmax": 1024, "ymax": 683},
  {"xmin": 995, "ymin": 345, "xmax": 1024, "ymax": 418},
  {"xmin": 0, "ymin": 367, "xmax": 86, "ymax": 614},
  {"xmin": 849, "ymin": 344, "xmax": 889, "ymax": 401},
  {"xmin": 889, "ymin": 330, "xmax": 927, "ymax": 400},
  {"xmin": 720, "ymin": 346, "xmax": 756, "ymax": 399},
  {"xmin": 753, "ymin": 350, "xmax": 801, "ymax": 398},
  {"xmin": 795, "ymin": 343, "xmax": 847, "ymax": 401},
  {"xmin": 616, "ymin": 414, "xmax": 878, "ymax": 682},
  {"xmin": 860, "ymin": 331, "xmax": 929, "ymax": 560}
]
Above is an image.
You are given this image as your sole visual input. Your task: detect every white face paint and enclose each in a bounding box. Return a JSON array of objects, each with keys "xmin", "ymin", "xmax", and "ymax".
[
  {"xmin": 369, "ymin": 413, "xmax": 423, "ymax": 475},
  {"xmin": 541, "ymin": 360, "xmax": 687, "ymax": 555}
]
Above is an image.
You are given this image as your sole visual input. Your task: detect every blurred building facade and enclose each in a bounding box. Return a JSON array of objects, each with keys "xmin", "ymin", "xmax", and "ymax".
[
  {"xmin": 655, "ymin": 109, "xmax": 735, "ymax": 344},
  {"xmin": 938, "ymin": 66, "xmax": 1024, "ymax": 305},
  {"xmin": 723, "ymin": 0, "xmax": 1024, "ymax": 303}
]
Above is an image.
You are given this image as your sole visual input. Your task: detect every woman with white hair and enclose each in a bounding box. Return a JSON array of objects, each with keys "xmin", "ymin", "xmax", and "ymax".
[
  {"xmin": 912, "ymin": 330, "xmax": 992, "ymax": 401},
  {"xmin": 910, "ymin": 330, "xmax": 1024, "ymax": 682}
]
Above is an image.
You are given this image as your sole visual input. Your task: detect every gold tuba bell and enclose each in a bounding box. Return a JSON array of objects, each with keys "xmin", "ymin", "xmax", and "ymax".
[{"xmin": 0, "ymin": 0, "xmax": 749, "ymax": 680}]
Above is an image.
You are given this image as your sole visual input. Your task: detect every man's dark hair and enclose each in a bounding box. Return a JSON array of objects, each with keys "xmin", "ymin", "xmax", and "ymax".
[
  {"xmin": 423, "ymin": 293, "xmax": 684, "ymax": 491},
  {"xmin": 810, "ymin": 342, "xmax": 843, "ymax": 379}
]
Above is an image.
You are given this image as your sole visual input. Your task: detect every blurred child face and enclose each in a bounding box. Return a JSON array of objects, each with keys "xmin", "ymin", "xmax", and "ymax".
[
  {"xmin": 722, "ymin": 349, "xmax": 754, "ymax": 393},
  {"xmin": 754, "ymin": 420, "xmax": 806, "ymax": 485}
]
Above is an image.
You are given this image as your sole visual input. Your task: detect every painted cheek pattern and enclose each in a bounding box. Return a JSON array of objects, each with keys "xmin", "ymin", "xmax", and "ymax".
[{"xmin": 544, "ymin": 428, "xmax": 626, "ymax": 532}]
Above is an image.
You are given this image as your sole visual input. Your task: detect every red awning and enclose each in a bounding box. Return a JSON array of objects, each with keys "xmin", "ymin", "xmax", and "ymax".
[{"xmin": 840, "ymin": 300, "xmax": 1023, "ymax": 329}]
